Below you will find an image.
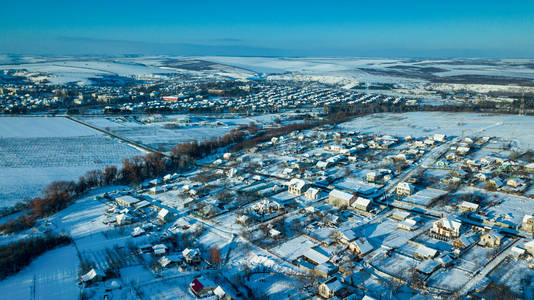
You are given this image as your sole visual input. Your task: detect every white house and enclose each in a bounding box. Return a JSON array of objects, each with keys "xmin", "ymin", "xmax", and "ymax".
[
  {"xmin": 433, "ymin": 133, "xmax": 446, "ymax": 142},
  {"xmin": 305, "ymin": 187, "xmax": 320, "ymax": 200},
  {"xmin": 269, "ymin": 228, "xmax": 281, "ymax": 238},
  {"xmin": 116, "ymin": 213, "xmax": 133, "ymax": 226},
  {"xmin": 398, "ymin": 218, "xmax": 419, "ymax": 231},
  {"xmin": 318, "ymin": 277, "xmax": 344, "ymax": 298},
  {"xmin": 456, "ymin": 146, "xmax": 470, "ymax": 155},
  {"xmin": 158, "ymin": 208, "xmax": 174, "ymax": 223},
  {"xmin": 288, "ymin": 178, "xmax": 308, "ymax": 196},
  {"xmin": 431, "ymin": 217, "xmax": 461, "ymax": 239},
  {"xmin": 479, "ymin": 230, "xmax": 503, "ymax": 248},
  {"xmin": 153, "ymin": 244, "xmax": 168, "ymax": 256},
  {"xmin": 396, "ymin": 182, "xmax": 414, "ymax": 196},
  {"xmin": 328, "ymin": 189, "xmax": 354, "ymax": 207},
  {"xmin": 522, "ymin": 215, "xmax": 534, "ymax": 232},
  {"xmin": 366, "ymin": 171, "xmax": 377, "ymax": 182},
  {"xmin": 350, "ymin": 197, "xmax": 371, "ymax": 212},
  {"xmin": 458, "ymin": 201, "xmax": 479, "ymax": 212},
  {"xmin": 227, "ymin": 168, "xmax": 239, "ymax": 178},
  {"xmin": 183, "ymin": 248, "xmax": 201, "ymax": 265}
]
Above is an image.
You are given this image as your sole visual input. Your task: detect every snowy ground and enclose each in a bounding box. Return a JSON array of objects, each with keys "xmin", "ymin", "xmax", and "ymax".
[
  {"xmin": 0, "ymin": 244, "xmax": 80, "ymax": 300},
  {"xmin": 6, "ymin": 56, "xmax": 534, "ymax": 91},
  {"xmin": 80, "ymin": 113, "xmax": 282, "ymax": 152},
  {"xmin": 488, "ymin": 257, "xmax": 534, "ymax": 298},
  {"xmin": 457, "ymin": 187, "xmax": 534, "ymax": 229},
  {"xmin": 0, "ymin": 187, "xmax": 138, "ymax": 300},
  {"xmin": 0, "ymin": 117, "xmax": 143, "ymax": 207},
  {"xmin": 340, "ymin": 112, "xmax": 534, "ymax": 150},
  {"xmin": 426, "ymin": 267, "xmax": 471, "ymax": 291},
  {"xmin": 0, "ymin": 59, "xmax": 177, "ymax": 85},
  {"xmin": 194, "ymin": 56, "xmax": 534, "ymax": 91}
]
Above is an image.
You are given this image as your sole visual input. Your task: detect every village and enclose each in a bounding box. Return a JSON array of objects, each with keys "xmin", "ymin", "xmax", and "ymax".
[
  {"xmin": 2, "ymin": 0, "xmax": 534, "ymax": 297},
  {"xmin": 65, "ymin": 120, "xmax": 534, "ymax": 299},
  {"xmin": 0, "ymin": 71, "xmax": 416, "ymax": 115},
  {"xmin": 2, "ymin": 57, "xmax": 534, "ymax": 300},
  {"xmin": 5, "ymin": 64, "xmax": 522, "ymax": 117}
]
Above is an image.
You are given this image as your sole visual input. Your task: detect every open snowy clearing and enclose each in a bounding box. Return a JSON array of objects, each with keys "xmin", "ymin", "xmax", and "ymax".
[
  {"xmin": 340, "ymin": 112, "xmax": 534, "ymax": 150},
  {"xmin": 196, "ymin": 56, "xmax": 534, "ymax": 88},
  {"xmin": 0, "ymin": 59, "xmax": 177, "ymax": 85},
  {"xmin": 0, "ymin": 117, "xmax": 143, "ymax": 207},
  {"xmin": 0, "ymin": 117, "xmax": 97, "ymax": 138},
  {"xmin": 0, "ymin": 244, "xmax": 80, "ymax": 300},
  {"xmin": 80, "ymin": 113, "xmax": 282, "ymax": 152},
  {"xmin": 5, "ymin": 56, "xmax": 534, "ymax": 90}
]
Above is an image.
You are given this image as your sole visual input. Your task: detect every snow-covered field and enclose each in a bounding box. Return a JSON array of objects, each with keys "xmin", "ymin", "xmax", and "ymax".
[
  {"xmin": 81, "ymin": 115, "xmax": 239, "ymax": 151},
  {"xmin": 194, "ymin": 56, "xmax": 534, "ymax": 90},
  {"xmin": 80, "ymin": 113, "xmax": 282, "ymax": 152},
  {"xmin": 0, "ymin": 117, "xmax": 97, "ymax": 138},
  {"xmin": 0, "ymin": 244, "xmax": 80, "ymax": 300},
  {"xmin": 4, "ymin": 56, "xmax": 534, "ymax": 91},
  {"xmin": 340, "ymin": 112, "xmax": 534, "ymax": 150},
  {"xmin": 0, "ymin": 117, "xmax": 143, "ymax": 207},
  {"xmin": 0, "ymin": 59, "xmax": 177, "ymax": 85}
]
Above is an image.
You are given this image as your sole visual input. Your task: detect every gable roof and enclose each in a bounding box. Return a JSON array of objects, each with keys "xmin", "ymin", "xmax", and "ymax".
[
  {"xmin": 158, "ymin": 208, "xmax": 170, "ymax": 218},
  {"xmin": 329, "ymin": 189, "xmax": 354, "ymax": 202},
  {"xmin": 436, "ymin": 217, "xmax": 461, "ymax": 230},
  {"xmin": 190, "ymin": 278, "xmax": 204, "ymax": 293},
  {"xmin": 353, "ymin": 238, "xmax": 373, "ymax": 254},
  {"xmin": 80, "ymin": 268, "xmax": 105, "ymax": 282},
  {"xmin": 351, "ymin": 197, "xmax": 371, "ymax": 208},
  {"xmin": 306, "ymin": 187, "xmax": 319, "ymax": 196},
  {"xmin": 288, "ymin": 178, "xmax": 306, "ymax": 189}
]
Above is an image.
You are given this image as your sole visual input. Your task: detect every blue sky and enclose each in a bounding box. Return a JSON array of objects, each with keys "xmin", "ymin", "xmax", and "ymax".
[{"xmin": 1, "ymin": 0, "xmax": 533, "ymax": 57}]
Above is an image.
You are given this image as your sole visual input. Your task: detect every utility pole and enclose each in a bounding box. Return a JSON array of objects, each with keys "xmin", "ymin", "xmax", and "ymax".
[{"xmin": 30, "ymin": 274, "xmax": 36, "ymax": 300}]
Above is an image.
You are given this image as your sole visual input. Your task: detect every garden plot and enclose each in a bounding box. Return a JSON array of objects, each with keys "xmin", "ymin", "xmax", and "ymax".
[
  {"xmin": 370, "ymin": 251, "xmax": 417, "ymax": 281},
  {"xmin": 461, "ymin": 188, "xmax": 534, "ymax": 228},
  {"xmin": 152, "ymin": 189, "xmax": 192, "ymax": 210},
  {"xmin": 211, "ymin": 213, "xmax": 242, "ymax": 233},
  {"xmin": 245, "ymin": 272, "xmax": 306, "ymax": 299},
  {"xmin": 340, "ymin": 112, "xmax": 534, "ymax": 150},
  {"xmin": 426, "ymin": 267, "xmax": 472, "ymax": 291},
  {"xmin": 488, "ymin": 257, "xmax": 534, "ymax": 297},
  {"xmin": 0, "ymin": 117, "xmax": 142, "ymax": 208},
  {"xmin": 456, "ymin": 245, "xmax": 495, "ymax": 273},
  {"xmin": 356, "ymin": 218, "xmax": 420, "ymax": 249},
  {"xmin": 79, "ymin": 113, "xmax": 286, "ymax": 152},
  {"xmin": 468, "ymin": 147, "xmax": 513, "ymax": 161},
  {"xmin": 49, "ymin": 189, "xmax": 114, "ymax": 239}
]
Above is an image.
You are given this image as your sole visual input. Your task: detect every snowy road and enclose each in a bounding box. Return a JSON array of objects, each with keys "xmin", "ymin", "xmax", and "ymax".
[{"xmin": 384, "ymin": 137, "xmax": 458, "ymax": 196}]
